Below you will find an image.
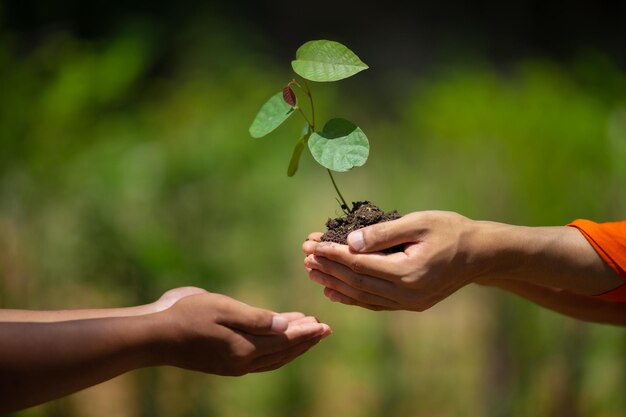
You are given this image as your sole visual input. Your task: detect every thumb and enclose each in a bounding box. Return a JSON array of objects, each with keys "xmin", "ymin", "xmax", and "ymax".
[
  {"xmin": 347, "ymin": 214, "xmax": 422, "ymax": 252},
  {"xmin": 219, "ymin": 300, "xmax": 289, "ymax": 335}
]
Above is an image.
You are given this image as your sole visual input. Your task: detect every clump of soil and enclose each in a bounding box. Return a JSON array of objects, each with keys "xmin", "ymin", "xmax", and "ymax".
[{"xmin": 321, "ymin": 201, "xmax": 402, "ymax": 252}]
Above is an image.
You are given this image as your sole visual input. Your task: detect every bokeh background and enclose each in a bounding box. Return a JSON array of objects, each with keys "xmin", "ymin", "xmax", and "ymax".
[{"xmin": 1, "ymin": 1, "xmax": 626, "ymax": 416}]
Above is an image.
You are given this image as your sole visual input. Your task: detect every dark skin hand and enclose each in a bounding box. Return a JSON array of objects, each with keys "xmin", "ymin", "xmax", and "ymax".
[{"xmin": 0, "ymin": 288, "xmax": 331, "ymax": 413}]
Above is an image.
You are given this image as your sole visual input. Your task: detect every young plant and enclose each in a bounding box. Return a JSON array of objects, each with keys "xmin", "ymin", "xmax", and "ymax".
[{"xmin": 249, "ymin": 40, "xmax": 369, "ymax": 213}]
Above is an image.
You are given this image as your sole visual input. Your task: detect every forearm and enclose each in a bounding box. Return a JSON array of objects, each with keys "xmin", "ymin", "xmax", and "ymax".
[
  {"xmin": 472, "ymin": 222, "xmax": 623, "ymax": 296},
  {"xmin": 0, "ymin": 304, "xmax": 156, "ymax": 322},
  {"xmin": 480, "ymin": 279, "xmax": 626, "ymax": 326},
  {"xmin": 0, "ymin": 315, "xmax": 162, "ymax": 413}
]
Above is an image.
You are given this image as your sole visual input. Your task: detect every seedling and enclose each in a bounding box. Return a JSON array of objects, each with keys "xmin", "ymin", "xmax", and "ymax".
[{"xmin": 249, "ymin": 40, "xmax": 369, "ymax": 214}]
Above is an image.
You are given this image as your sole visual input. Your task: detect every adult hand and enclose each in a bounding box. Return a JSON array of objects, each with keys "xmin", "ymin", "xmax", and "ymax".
[
  {"xmin": 157, "ymin": 292, "xmax": 331, "ymax": 375},
  {"xmin": 302, "ymin": 211, "xmax": 479, "ymax": 311},
  {"xmin": 302, "ymin": 210, "xmax": 622, "ymax": 312}
]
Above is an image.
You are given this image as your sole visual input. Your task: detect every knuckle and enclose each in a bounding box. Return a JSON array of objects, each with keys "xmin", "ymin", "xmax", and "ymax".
[
  {"xmin": 400, "ymin": 276, "xmax": 419, "ymax": 289},
  {"xmin": 212, "ymin": 294, "xmax": 234, "ymax": 313},
  {"xmin": 391, "ymin": 259, "xmax": 412, "ymax": 277},
  {"xmin": 400, "ymin": 267, "xmax": 426, "ymax": 288},
  {"xmin": 371, "ymin": 224, "xmax": 391, "ymax": 244},
  {"xmin": 252, "ymin": 311, "xmax": 270, "ymax": 330},
  {"xmin": 315, "ymin": 242, "xmax": 334, "ymax": 255}
]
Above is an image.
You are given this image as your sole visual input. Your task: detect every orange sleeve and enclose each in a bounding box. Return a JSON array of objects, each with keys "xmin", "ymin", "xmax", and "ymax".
[{"xmin": 568, "ymin": 219, "xmax": 626, "ymax": 302}]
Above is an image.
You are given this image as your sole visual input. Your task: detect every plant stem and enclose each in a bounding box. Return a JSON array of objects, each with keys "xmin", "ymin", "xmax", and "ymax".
[
  {"xmin": 295, "ymin": 107, "xmax": 312, "ymax": 127},
  {"xmin": 290, "ymin": 79, "xmax": 316, "ymax": 130},
  {"xmin": 293, "ymin": 78, "xmax": 349, "ymax": 213},
  {"xmin": 301, "ymin": 78, "xmax": 316, "ymax": 129},
  {"xmin": 327, "ymin": 169, "xmax": 350, "ymax": 213}
]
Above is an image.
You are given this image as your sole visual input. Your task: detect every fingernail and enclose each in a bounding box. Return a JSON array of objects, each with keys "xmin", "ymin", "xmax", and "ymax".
[
  {"xmin": 320, "ymin": 325, "xmax": 332, "ymax": 338},
  {"xmin": 271, "ymin": 315, "xmax": 289, "ymax": 332},
  {"xmin": 347, "ymin": 230, "xmax": 365, "ymax": 251}
]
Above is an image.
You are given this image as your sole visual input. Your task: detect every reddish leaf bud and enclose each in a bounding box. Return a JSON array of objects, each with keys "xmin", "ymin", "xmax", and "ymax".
[{"xmin": 283, "ymin": 86, "xmax": 297, "ymax": 107}]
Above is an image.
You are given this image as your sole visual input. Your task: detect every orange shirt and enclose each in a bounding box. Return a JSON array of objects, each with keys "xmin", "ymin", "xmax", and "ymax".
[{"xmin": 568, "ymin": 219, "xmax": 626, "ymax": 302}]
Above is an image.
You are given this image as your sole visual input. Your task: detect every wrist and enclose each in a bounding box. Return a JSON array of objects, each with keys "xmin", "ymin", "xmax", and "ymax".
[
  {"xmin": 122, "ymin": 313, "xmax": 176, "ymax": 368},
  {"xmin": 137, "ymin": 310, "xmax": 185, "ymax": 368},
  {"xmin": 464, "ymin": 220, "xmax": 525, "ymax": 284}
]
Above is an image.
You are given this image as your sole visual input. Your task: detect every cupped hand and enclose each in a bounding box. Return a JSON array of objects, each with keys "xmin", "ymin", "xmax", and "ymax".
[
  {"xmin": 157, "ymin": 292, "xmax": 331, "ymax": 376},
  {"xmin": 302, "ymin": 211, "xmax": 483, "ymax": 312}
]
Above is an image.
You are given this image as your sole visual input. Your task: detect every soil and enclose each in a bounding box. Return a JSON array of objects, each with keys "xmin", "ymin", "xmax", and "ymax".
[{"xmin": 321, "ymin": 201, "xmax": 402, "ymax": 252}]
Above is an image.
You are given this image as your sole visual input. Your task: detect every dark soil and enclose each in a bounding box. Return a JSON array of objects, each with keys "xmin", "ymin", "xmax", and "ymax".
[{"xmin": 321, "ymin": 201, "xmax": 402, "ymax": 252}]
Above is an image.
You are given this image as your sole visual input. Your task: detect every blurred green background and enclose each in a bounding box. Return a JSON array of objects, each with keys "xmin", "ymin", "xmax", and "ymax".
[{"xmin": 1, "ymin": 1, "xmax": 625, "ymax": 416}]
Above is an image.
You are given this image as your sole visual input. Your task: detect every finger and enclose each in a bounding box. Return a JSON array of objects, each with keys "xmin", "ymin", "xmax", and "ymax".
[
  {"xmin": 305, "ymin": 254, "xmax": 399, "ymax": 299},
  {"xmin": 323, "ymin": 288, "xmax": 390, "ymax": 311},
  {"xmin": 244, "ymin": 321, "xmax": 330, "ymax": 356},
  {"xmin": 283, "ymin": 320, "xmax": 331, "ymax": 339},
  {"xmin": 277, "ymin": 314, "xmax": 323, "ymax": 328},
  {"xmin": 302, "ymin": 232, "xmax": 324, "ymax": 254},
  {"xmin": 284, "ymin": 316, "xmax": 320, "ymax": 325},
  {"xmin": 309, "ymin": 269, "xmax": 402, "ymax": 310},
  {"xmin": 308, "ymin": 232, "xmax": 324, "ymax": 242},
  {"xmin": 312, "ymin": 242, "xmax": 407, "ymax": 281},
  {"xmin": 251, "ymin": 337, "xmax": 322, "ymax": 372},
  {"xmin": 302, "ymin": 240, "xmax": 317, "ymax": 255},
  {"xmin": 217, "ymin": 299, "xmax": 289, "ymax": 335},
  {"xmin": 348, "ymin": 213, "xmax": 424, "ymax": 252},
  {"xmin": 277, "ymin": 312, "xmax": 306, "ymax": 322}
]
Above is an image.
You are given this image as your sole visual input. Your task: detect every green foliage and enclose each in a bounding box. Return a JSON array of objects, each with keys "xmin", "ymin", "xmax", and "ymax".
[
  {"xmin": 249, "ymin": 92, "xmax": 295, "ymax": 138},
  {"xmin": 287, "ymin": 124, "xmax": 311, "ymax": 177},
  {"xmin": 308, "ymin": 118, "xmax": 369, "ymax": 172},
  {"xmin": 249, "ymin": 40, "xmax": 369, "ymax": 208},
  {"xmin": 291, "ymin": 40, "xmax": 369, "ymax": 82}
]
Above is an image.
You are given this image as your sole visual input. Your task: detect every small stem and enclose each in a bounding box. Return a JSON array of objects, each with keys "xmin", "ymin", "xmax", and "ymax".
[
  {"xmin": 301, "ymin": 78, "xmax": 316, "ymax": 129},
  {"xmin": 327, "ymin": 169, "xmax": 350, "ymax": 213},
  {"xmin": 293, "ymin": 78, "xmax": 346, "ymax": 213},
  {"xmin": 295, "ymin": 107, "xmax": 312, "ymax": 127},
  {"xmin": 289, "ymin": 79, "xmax": 315, "ymax": 129}
]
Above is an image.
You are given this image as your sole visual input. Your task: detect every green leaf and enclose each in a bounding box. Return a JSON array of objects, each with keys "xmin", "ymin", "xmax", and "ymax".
[
  {"xmin": 308, "ymin": 118, "xmax": 369, "ymax": 172},
  {"xmin": 287, "ymin": 124, "xmax": 310, "ymax": 177},
  {"xmin": 291, "ymin": 40, "xmax": 368, "ymax": 82},
  {"xmin": 249, "ymin": 92, "xmax": 295, "ymax": 138}
]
